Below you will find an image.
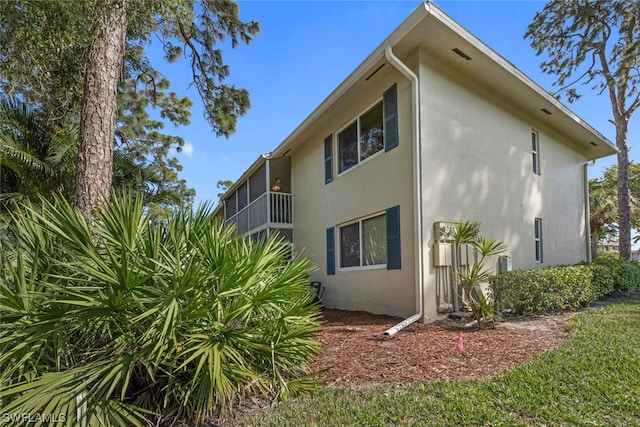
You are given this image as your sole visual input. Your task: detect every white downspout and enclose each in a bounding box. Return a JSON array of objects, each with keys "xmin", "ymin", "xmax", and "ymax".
[
  {"xmin": 384, "ymin": 45, "xmax": 424, "ymax": 336},
  {"xmin": 584, "ymin": 160, "xmax": 595, "ymax": 262}
]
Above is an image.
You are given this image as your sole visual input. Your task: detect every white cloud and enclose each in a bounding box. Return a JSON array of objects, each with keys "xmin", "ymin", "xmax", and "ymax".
[{"xmin": 181, "ymin": 142, "xmax": 194, "ymax": 158}]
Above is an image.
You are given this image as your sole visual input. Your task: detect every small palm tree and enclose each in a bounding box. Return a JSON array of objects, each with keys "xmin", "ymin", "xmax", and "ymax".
[
  {"xmin": 0, "ymin": 194, "xmax": 322, "ymax": 425},
  {"xmin": 0, "ymin": 97, "xmax": 192, "ymax": 223},
  {"xmin": 446, "ymin": 220, "xmax": 507, "ymax": 323},
  {"xmin": 0, "ymin": 97, "xmax": 77, "ymax": 207}
]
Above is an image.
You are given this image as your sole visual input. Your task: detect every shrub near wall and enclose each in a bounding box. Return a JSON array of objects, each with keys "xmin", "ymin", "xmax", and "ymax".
[
  {"xmin": 587, "ymin": 262, "xmax": 616, "ymax": 297},
  {"xmin": 590, "ymin": 253, "xmax": 640, "ymax": 295},
  {"xmin": 491, "ymin": 265, "xmax": 595, "ymax": 314}
]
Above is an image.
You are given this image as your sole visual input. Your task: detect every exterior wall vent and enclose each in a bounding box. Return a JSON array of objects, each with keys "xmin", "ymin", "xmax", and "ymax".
[
  {"xmin": 452, "ymin": 48, "xmax": 471, "ymax": 60},
  {"xmin": 365, "ymin": 63, "xmax": 386, "ymax": 81}
]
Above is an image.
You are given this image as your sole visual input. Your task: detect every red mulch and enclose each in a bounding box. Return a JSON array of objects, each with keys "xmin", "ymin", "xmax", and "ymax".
[
  {"xmin": 209, "ymin": 309, "xmax": 577, "ymax": 425},
  {"xmin": 309, "ymin": 309, "xmax": 573, "ymax": 387}
]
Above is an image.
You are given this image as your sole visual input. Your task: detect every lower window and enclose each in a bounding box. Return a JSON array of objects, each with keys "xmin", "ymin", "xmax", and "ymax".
[
  {"xmin": 340, "ymin": 213, "xmax": 387, "ymax": 268},
  {"xmin": 534, "ymin": 218, "xmax": 543, "ymax": 262}
]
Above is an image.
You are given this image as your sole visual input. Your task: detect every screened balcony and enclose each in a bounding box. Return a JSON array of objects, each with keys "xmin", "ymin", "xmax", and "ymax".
[
  {"xmin": 223, "ymin": 156, "xmax": 293, "ymax": 239},
  {"xmin": 225, "ymin": 191, "xmax": 293, "ymax": 234}
]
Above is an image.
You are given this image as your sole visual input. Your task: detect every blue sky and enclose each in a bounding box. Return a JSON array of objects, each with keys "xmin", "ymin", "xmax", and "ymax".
[{"xmin": 150, "ymin": 0, "xmax": 638, "ymax": 206}]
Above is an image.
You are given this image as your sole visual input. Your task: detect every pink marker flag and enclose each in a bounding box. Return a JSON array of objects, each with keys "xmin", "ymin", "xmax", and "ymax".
[{"xmin": 457, "ymin": 331, "xmax": 464, "ymax": 352}]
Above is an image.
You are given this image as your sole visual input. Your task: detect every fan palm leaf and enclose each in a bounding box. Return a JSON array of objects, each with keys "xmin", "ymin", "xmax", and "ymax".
[{"xmin": 0, "ymin": 97, "xmax": 77, "ymax": 205}]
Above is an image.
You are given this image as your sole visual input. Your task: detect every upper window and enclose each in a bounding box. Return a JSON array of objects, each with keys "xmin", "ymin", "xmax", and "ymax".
[
  {"xmin": 534, "ymin": 217, "xmax": 543, "ymax": 262},
  {"xmin": 334, "ymin": 84, "xmax": 397, "ymax": 175},
  {"xmin": 338, "ymin": 102, "xmax": 384, "ymax": 174},
  {"xmin": 340, "ymin": 213, "xmax": 387, "ymax": 269},
  {"xmin": 532, "ymin": 130, "xmax": 540, "ymax": 175}
]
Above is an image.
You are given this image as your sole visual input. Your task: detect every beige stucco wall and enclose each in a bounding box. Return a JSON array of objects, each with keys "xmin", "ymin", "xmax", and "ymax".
[
  {"xmin": 290, "ymin": 70, "xmax": 417, "ymax": 318},
  {"xmin": 282, "ymin": 46, "xmax": 592, "ymax": 322},
  {"xmin": 418, "ymin": 48, "xmax": 590, "ymax": 320}
]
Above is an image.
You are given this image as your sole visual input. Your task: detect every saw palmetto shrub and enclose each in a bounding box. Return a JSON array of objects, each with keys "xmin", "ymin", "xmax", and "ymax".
[
  {"xmin": 0, "ymin": 195, "xmax": 322, "ymax": 426},
  {"xmin": 490, "ymin": 265, "xmax": 596, "ymax": 314}
]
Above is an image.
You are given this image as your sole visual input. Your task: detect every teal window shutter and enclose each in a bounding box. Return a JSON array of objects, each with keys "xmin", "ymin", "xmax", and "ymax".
[
  {"xmin": 324, "ymin": 134, "xmax": 333, "ymax": 184},
  {"xmin": 383, "ymin": 84, "xmax": 398, "ymax": 152},
  {"xmin": 326, "ymin": 227, "xmax": 335, "ymax": 275},
  {"xmin": 386, "ymin": 205, "xmax": 401, "ymax": 269}
]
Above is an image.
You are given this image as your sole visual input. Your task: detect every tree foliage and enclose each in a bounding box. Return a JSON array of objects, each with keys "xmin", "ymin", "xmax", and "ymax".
[
  {"xmin": 0, "ymin": 0, "xmax": 259, "ymax": 215},
  {"xmin": 217, "ymin": 179, "xmax": 234, "ymax": 200},
  {"xmin": 589, "ymin": 162, "xmax": 640, "ymax": 257},
  {"xmin": 0, "ymin": 98, "xmax": 77, "ymax": 207},
  {"xmin": 0, "ymin": 1, "xmax": 89, "ymax": 114},
  {"xmin": 601, "ymin": 163, "xmax": 640, "ymax": 230},
  {"xmin": 525, "ymin": 0, "xmax": 640, "ymax": 259},
  {"xmin": 589, "ymin": 174, "xmax": 618, "ymax": 256},
  {"xmin": 0, "ymin": 97, "xmax": 194, "ymax": 220},
  {"xmin": 0, "ymin": 0, "xmax": 259, "ymax": 137}
]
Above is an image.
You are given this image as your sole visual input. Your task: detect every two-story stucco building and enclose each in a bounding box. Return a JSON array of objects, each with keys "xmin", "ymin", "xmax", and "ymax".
[{"xmin": 218, "ymin": 2, "xmax": 617, "ymax": 330}]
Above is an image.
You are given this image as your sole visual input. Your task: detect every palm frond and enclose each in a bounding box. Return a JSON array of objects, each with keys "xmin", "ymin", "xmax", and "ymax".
[
  {"xmin": 474, "ymin": 237, "xmax": 508, "ymax": 259},
  {"xmin": 445, "ymin": 220, "xmax": 481, "ymax": 244}
]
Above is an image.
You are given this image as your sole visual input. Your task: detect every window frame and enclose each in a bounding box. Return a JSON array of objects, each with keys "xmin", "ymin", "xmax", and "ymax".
[
  {"xmin": 337, "ymin": 99, "xmax": 385, "ymax": 175},
  {"xmin": 534, "ymin": 217, "xmax": 543, "ymax": 263},
  {"xmin": 325, "ymin": 84, "xmax": 397, "ymax": 181},
  {"xmin": 532, "ymin": 130, "xmax": 540, "ymax": 175},
  {"xmin": 324, "ymin": 134, "xmax": 333, "ymax": 184},
  {"xmin": 338, "ymin": 211, "xmax": 388, "ymax": 271}
]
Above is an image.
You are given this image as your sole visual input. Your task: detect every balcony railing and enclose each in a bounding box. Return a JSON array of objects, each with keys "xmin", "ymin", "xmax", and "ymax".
[{"xmin": 225, "ymin": 192, "xmax": 293, "ymax": 235}]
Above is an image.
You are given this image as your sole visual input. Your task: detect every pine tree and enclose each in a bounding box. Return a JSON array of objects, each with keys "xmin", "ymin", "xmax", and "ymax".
[
  {"xmin": 0, "ymin": 0, "xmax": 259, "ymax": 216},
  {"xmin": 525, "ymin": 0, "xmax": 640, "ymax": 259}
]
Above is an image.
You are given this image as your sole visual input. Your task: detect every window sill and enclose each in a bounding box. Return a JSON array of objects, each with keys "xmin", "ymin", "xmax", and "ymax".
[{"xmin": 338, "ymin": 264, "xmax": 387, "ymax": 272}]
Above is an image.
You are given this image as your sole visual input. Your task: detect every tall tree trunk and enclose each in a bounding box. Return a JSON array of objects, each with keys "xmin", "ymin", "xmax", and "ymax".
[
  {"xmin": 590, "ymin": 229, "xmax": 600, "ymax": 261},
  {"xmin": 75, "ymin": 1, "xmax": 128, "ymax": 217},
  {"xmin": 615, "ymin": 120, "xmax": 631, "ymax": 260}
]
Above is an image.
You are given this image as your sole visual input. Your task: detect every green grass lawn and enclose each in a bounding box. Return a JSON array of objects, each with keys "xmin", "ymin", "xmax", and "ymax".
[{"xmin": 236, "ymin": 298, "xmax": 640, "ymax": 426}]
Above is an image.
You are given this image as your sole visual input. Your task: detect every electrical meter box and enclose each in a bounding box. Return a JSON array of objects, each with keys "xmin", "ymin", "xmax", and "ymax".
[
  {"xmin": 433, "ymin": 242, "xmax": 451, "ymax": 266},
  {"xmin": 434, "ymin": 221, "xmax": 455, "ymax": 241}
]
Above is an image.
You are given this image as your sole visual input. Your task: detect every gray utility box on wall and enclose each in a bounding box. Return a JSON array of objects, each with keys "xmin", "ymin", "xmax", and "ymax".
[{"xmin": 498, "ymin": 255, "xmax": 512, "ymax": 272}]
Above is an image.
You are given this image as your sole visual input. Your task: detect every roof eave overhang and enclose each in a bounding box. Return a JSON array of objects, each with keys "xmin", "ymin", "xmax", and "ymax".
[
  {"xmin": 425, "ymin": 6, "xmax": 617, "ymax": 159},
  {"xmin": 220, "ymin": 1, "xmax": 617, "ymax": 205},
  {"xmin": 269, "ymin": 3, "xmax": 429, "ymax": 158},
  {"xmin": 271, "ymin": 1, "xmax": 616, "ymax": 160}
]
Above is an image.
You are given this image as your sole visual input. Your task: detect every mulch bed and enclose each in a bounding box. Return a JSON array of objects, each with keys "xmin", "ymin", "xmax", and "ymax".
[
  {"xmin": 211, "ymin": 308, "xmax": 580, "ymax": 425},
  {"xmin": 309, "ymin": 309, "xmax": 573, "ymax": 387}
]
